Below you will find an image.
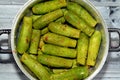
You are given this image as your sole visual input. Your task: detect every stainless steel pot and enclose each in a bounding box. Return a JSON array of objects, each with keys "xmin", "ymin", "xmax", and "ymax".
[{"xmin": 0, "ymin": 0, "xmax": 120, "ymax": 80}]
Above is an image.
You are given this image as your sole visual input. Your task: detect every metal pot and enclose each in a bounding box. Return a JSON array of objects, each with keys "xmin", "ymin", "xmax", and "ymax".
[{"xmin": 0, "ymin": 0, "xmax": 120, "ymax": 80}]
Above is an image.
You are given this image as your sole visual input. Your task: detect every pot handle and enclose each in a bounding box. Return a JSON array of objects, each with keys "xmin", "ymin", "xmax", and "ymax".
[
  {"xmin": 0, "ymin": 29, "xmax": 12, "ymax": 54},
  {"xmin": 1, "ymin": 28, "xmax": 119, "ymax": 53},
  {"xmin": 108, "ymin": 28, "xmax": 120, "ymax": 52}
]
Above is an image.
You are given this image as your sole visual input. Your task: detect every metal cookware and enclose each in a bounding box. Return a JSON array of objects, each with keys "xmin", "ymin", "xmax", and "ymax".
[{"xmin": 0, "ymin": 0, "xmax": 120, "ymax": 80}]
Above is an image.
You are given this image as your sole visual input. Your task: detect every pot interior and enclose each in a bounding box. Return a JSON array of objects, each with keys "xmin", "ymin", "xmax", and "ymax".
[{"xmin": 11, "ymin": 0, "xmax": 109, "ymax": 80}]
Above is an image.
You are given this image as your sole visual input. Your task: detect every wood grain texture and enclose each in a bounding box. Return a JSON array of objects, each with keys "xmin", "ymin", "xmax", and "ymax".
[
  {"xmin": 0, "ymin": 5, "xmax": 22, "ymax": 19},
  {"xmin": 90, "ymin": 0, "xmax": 120, "ymax": 6},
  {"xmin": 0, "ymin": 0, "xmax": 120, "ymax": 80},
  {"xmin": 0, "ymin": 0, "xmax": 28, "ymax": 5}
]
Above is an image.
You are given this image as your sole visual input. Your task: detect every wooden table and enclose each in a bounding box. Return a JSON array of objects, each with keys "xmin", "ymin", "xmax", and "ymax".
[{"xmin": 0, "ymin": 0, "xmax": 120, "ymax": 80}]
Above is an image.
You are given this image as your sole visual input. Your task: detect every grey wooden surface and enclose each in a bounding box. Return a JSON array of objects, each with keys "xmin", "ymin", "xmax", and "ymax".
[{"xmin": 0, "ymin": 0, "xmax": 120, "ymax": 80}]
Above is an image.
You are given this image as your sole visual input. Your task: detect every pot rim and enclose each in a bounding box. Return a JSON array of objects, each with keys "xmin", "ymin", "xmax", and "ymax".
[
  {"xmin": 11, "ymin": 0, "xmax": 109, "ymax": 80},
  {"xmin": 83, "ymin": 0, "xmax": 109, "ymax": 80},
  {"xmin": 11, "ymin": 0, "xmax": 37, "ymax": 80}
]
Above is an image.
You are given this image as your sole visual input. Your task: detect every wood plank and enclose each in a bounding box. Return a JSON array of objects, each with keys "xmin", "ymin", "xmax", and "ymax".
[
  {"xmin": 0, "ymin": 5, "xmax": 22, "ymax": 19},
  {"xmin": 94, "ymin": 2, "xmax": 120, "ymax": 6},
  {"xmin": 0, "ymin": 63, "xmax": 21, "ymax": 73},
  {"xmin": 96, "ymin": 73, "xmax": 120, "ymax": 78},
  {"xmin": 94, "ymin": 77, "xmax": 120, "ymax": 80},
  {"xmin": 0, "ymin": 19, "xmax": 13, "ymax": 29},
  {"xmin": 0, "ymin": 0, "xmax": 28, "ymax": 5},
  {"xmin": 90, "ymin": 0, "xmax": 120, "ymax": 7},
  {"xmin": 0, "ymin": 0, "xmax": 119, "ymax": 6},
  {"xmin": 0, "ymin": 72, "xmax": 29, "ymax": 80}
]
